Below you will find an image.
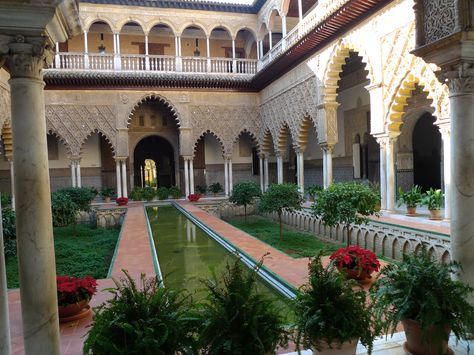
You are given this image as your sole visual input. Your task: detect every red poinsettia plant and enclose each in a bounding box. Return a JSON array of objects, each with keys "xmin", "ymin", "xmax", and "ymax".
[
  {"xmin": 330, "ymin": 246, "xmax": 381, "ymax": 279},
  {"xmin": 57, "ymin": 275, "xmax": 97, "ymax": 307},
  {"xmin": 188, "ymin": 193, "xmax": 201, "ymax": 202},
  {"xmin": 116, "ymin": 197, "xmax": 128, "ymax": 206}
]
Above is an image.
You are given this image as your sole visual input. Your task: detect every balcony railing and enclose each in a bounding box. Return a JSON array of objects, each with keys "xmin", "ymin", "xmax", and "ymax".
[{"xmin": 51, "ymin": 52, "xmax": 257, "ymax": 75}]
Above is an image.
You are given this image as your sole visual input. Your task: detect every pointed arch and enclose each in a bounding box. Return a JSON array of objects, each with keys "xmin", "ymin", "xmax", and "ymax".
[
  {"xmin": 193, "ymin": 130, "xmax": 225, "ymax": 157},
  {"xmin": 232, "ymin": 129, "xmax": 261, "ymax": 153},
  {"xmin": 296, "ymin": 115, "xmax": 316, "ymax": 152},
  {"xmin": 260, "ymin": 129, "xmax": 274, "ymax": 154},
  {"xmin": 127, "ymin": 94, "xmax": 181, "ymax": 128},
  {"xmin": 79, "ymin": 129, "xmax": 116, "ymax": 157},
  {"xmin": 276, "ymin": 124, "xmax": 291, "ymax": 154},
  {"xmin": 47, "ymin": 129, "xmax": 74, "ymax": 158}
]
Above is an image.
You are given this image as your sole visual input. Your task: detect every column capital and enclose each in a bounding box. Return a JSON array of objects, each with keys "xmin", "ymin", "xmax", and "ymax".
[
  {"xmin": 182, "ymin": 155, "xmax": 193, "ymax": 161},
  {"xmin": 319, "ymin": 143, "xmax": 335, "ymax": 153},
  {"xmin": 437, "ymin": 121, "xmax": 451, "ymax": 139},
  {"xmin": 438, "ymin": 62, "xmax": 474, "ymax": 95},
  {"xmin": 0, "ymin": 34, "xmax": 54, "ymax": 80},
  {"xmin": 223, "ymin": 154, "xmax": 232, "ymax": 161},
  {"xmin": 115, "ymin": 156, "xmax": 128, "ymax": 163}
]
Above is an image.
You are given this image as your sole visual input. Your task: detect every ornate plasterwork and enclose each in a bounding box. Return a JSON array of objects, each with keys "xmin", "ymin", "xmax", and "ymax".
[
  {"xmin": 414, "ymin": 0, "xmax": 457, "ymax": 46},
  {"xmin": 45, "ymin": 105, "xmax": 117, "ymax": 157},
  {"xmin": 126, "ymin": 93, "xmax": 182, "ymax": 128},
  {"xmin": 189, "ymin": 105, "xmax": 260, "ymax": 156},
  {"xmin": 260, "ymin": 76, "xmax": 319, "ymax": 152},
  {"xmin": 0, "ymin": 85, "xmax": 10, "ymax": 134}
]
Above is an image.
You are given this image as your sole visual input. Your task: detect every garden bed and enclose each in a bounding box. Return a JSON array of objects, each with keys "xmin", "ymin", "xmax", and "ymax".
[
  {"xmin": 6, "ymin": 224, "xmax": 119, "ymax": 288},
  {"xmin": 225, "ymin": 215, "xmax": 342, "ymax": 258}
]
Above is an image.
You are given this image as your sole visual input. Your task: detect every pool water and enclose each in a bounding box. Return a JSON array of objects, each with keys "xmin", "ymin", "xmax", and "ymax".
[{"xmin": 146, "ymin": 205, "xmax": 293, "ymax": 320}]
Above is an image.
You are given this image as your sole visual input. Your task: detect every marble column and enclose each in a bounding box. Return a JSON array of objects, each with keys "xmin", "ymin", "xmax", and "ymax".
[
  {"xmin": 206, "ymin": 36, "xmax": 211, "ymax": 72},
  {"xmin": 322, "ymin": 144, "xmax": 334, "ymax": 188},
  {"xmin": 297, "ymin": 0, "xmax": 303, "ymax": 21},
  {"xmin": 113, "ymin": 33, "xmax": 121, "ymax": 70},
  {"xmin": 116, "ymin": 159, "xmax": 122, "ymax": 198},
  {"xmin": 276, "ymin": 154, "xmax": 283, "ymax": 184},
  {"xmin": 376, "ymin": 136, "xmax": 388, "ymax": 211},
  {"xmin": 445, "ymin": 69, "xmax": 474, "ymax": 290},
  {"xmin": 175, "ymin": 35, "xmax": 182, "ymax": 71},
  {"xmin": 121, "ymin": 159, "xmax": 128, "ymax": 198},
  {"xmin": 0, "ymin": 199, "xmax": 11, "ymax": 355},
  {"xmin": 71, "ymin": 161, "xmax": 76, "ymax": 187},
  {"xmin": 4, "ymin": 36, "xmax": 60, "ymax": 354},
  {"xmin": 189, "ymin": 158, "xmax": 195, "ymax": 195},
  {"xmin": 229, "ymin": 158, "xmax": 233, "ymax": 193},
  {"xmin": 9, "ymin": 160, "xmax": 15, "ymax": 211},
  {"xmin": 259, "ymin": 155, "xmax": 264, "ymax": 192},
  {"xmin": 83, "ymin": 30, "xmax": 89, "ymax": 69},
  {"xmin": 386, "ymin": 137, "xmax": 397, "ymax": 212},
  {"xmin": 298, "ymin": 151, "xmax": 305, "ymax": 195},
  {"xmin": 264, "ymin": 156, "xmax": 269, "ymax": 191},
  {"xmin": 76, "ymin": 161, "xmax": 81, "ymax": 188},
  {"xmin": 224, "ymin": 158, "xmax": 229, "ymax": 196},
  {"xmin": 438, "ymin": 124, "xmax": 451, "ymax": 220},
  {"xmin": 184, "ymin": 158, "xmax": 190, "ymax": 197}
]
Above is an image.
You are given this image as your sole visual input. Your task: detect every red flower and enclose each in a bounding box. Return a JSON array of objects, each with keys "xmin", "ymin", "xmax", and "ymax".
[
  {"xmin": 330, "ymin": 246, "xmax": 381, "ymax": 275},
  {"xmin": 56, "ymin": 275, "xmax": 97, "ymax": 307},
  {"xmin": 188, "ymin": 193, "xmax": 201, "ymax": 202}
]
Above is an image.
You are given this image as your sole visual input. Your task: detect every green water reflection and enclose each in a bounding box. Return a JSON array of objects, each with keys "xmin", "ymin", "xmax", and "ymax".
[{"xmin": 146, "ymin": 205, "xmax": 293, "ymax": 320}]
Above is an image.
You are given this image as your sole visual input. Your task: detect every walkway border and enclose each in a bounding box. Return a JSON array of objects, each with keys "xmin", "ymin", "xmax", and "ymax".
[{"xmin": 143, "ymin": 205, "xmax": 164, "ymax": 283}]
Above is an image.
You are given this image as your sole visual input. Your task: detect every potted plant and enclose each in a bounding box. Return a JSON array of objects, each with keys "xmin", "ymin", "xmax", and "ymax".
[
  {"xmin": 196, "ymin": 259, "xmax": 288, "ymax": 354},
  {"xmin": 196, "ymin": 185, "xmax": 207, "ymax": 195},
  {"xmin": 116, "ymin": 197, "xmax": 128, "ymax": 206},
  {"xmin": 83, "ymin": 271, "xmax": 195, "ymax": 354},
  {"xmin": 312, "ymin": 182, "xmax": 379, "ymax": 247},
  {"xmin": 307, "ymin": 185, "xmax": 323, "ymax": 202},
  {"xmin": 229, "ymin": 181, "xmax": 261, "ymax": 222},
  {"xmin": 294, "ymin": 254, "xmax": 375, "ymax": 354},
  {"xmin": 57, "ymin": 275, "xmax": 97, "ymax": 322},
  {"xmin": 142, "ymin": 186, "xmax": 156, "ymax": 202},
  {"xmin": 100, "ymin": 187, "xmax": 114, "ymax": 203},
  {"xmin": 208, "ymin": 182, "xmax": 223, "ymax": 196},
  {"xmin": 397, "ymin": 185, "xmax": 422, "ymax": 216},
  {"xmin": 371, "ymin": 250, "xmax": 474, "ymax": 355},
  {"xmin": 422, "ymin": 188, "xmax": 444, "ymax": 220},
  {"xmin": 156, "ymin": 187, "xmax": 169, "ymax": 200},
  {"xmin": 188, "ymin": 193, "xmax": 201, "ymax": 202},
  {"xmin": 329, "ymin": 246, "xmax": 381, "ymax": 282},
  {"xmin": 168, "ymin": 186, "xmax": 181, "ymax": 199}
]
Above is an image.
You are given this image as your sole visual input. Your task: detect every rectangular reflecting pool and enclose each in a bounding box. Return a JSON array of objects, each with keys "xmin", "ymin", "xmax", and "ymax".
[{"xmin": 146, "ymin": 205, "xmax": 293, "ymax": 320}]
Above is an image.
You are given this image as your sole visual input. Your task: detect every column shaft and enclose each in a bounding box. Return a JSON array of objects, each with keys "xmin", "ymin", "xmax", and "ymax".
[
  {"xmin": 297, "ymin": 0, "xmax": 303, "ymax": 21},
  {"xmin": 189, "ymin": 159, "xmax": 195, "ymax": 195},
  {"xmin": 386, "ymin": 138, "xmax": 396, "ymax": 212},
  {"xmin": 83, "ymin": 31, "xmax": 89, "ymax": 69},
  {"xmin": 10, "ymin": 76, "xmax": 60, "ymax": 354},
  {"xmin": 264, "ymin": 157, "xmax": 269, "ymax": 190},
  {"xmin": 277, "ymin": 156, "xmax": 283, "ymax": 184},
  {"xmin": 116, "ymin": 160, "xmax": 122, "ymax": 198},
  {"xmin": 269, "ymin": 31, "xmax": 273, "ymax": 50},
  {"xmin": 0, "ymin": 199, "xmax": 11, "ymax": 355},
  {"xmin": 76, "ymin": 163, "xmax": 81, "ymax": 188},
  {"xmin": 441, "ymin": 128, "xmax": 451, "ymax": 219},
  {"xmin": 9, "ymin": 161, "xmax": 15, "ymax": 211},
  {"xmin": 298, "ymin": 152, "xmax": 305, "ymax": 195},
  {"xmin": 259, "ymin": 156, "xmax": 264, "ymax": 192},
  {"xmin": 184, "ymin": 158, "xmax": 189, "ymax": 197},
  {"xmin": 378, "ymin": 139, "xmax": 387, "ymax": 210},
  {"xmin": 121, "ymin": 160, "xmax": 128, "ymax": 198},
  {"xmin": 322, "ymin": 146, "xmax": 333, "ymax": 188},
  {"xmin": 71, "ymin": 162, "xmax": 76, "ymax": 187},
  {"xmin": 224, "ymin": 159, "xmax": 229, "ymax": 196}
]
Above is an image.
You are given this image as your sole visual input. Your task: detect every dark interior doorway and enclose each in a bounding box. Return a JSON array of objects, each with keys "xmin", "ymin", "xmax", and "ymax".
[
  {"xmin": 412, "ymin": 112, "xmax": 441, "ymax": 191},
  {"xmin": 134, "ymin": 135, "xmax": 175, "ymax": 188}
]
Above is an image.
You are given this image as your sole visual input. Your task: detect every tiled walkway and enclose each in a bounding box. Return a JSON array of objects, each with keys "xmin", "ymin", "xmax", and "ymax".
[{"xmin": 7, "ymin": 204, "xmax": 155, "ymax": 355}]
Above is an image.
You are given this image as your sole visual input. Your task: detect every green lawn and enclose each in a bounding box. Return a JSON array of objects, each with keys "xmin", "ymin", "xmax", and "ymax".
[
  {"xmin": 226, "ymin": 215, "xmax": 342, "ymax": 258},
  {"xmin": 6, "ymin": 224, "xmax": 119, "ymax": 289}
]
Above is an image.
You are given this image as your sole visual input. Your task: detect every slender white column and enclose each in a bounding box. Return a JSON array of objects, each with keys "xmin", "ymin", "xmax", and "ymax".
[
  {"xmin": 232, "ymin": 39, "xmax": 237, "ymax": 73},
  {"xmin": 281, "ymin": 16, "xmax": 287, "ymax": 37},
  {"xmin": 322, "ymin": 151, "xmax": 327, "ymax": 188},
  {"xmin": 9, "ymin": 161, "xmax": 15, "ymax": 211},
  {"xmin": 438, "ymin": 125, "xmax": 451, "ymax": 219},
  {"xmin": 71, "ymin": 161, "xmax": 76, "ymax": 187},
  {"xmin": 297, "ymin": 0, "xmax": 303, "ymax": 21},
  {"xmin": 277, "ymin": 155, "xmax": 283, "ymax": 184},
  {"xmin": 224, "ymin": 158, "xmax": 229, "ymax": 196},
  {"xmin": 298, "ymin": 151, "xmax": 305, "ymax": 195},
  {"xmin": 264, "ymin": 156, "xmax": 269, "ymax": 190},
  {"xmin": 376, "ymin": 137, "xmax": 388, "ymax": 211},
  {"xmin": 140, "ymin": 166, "xmax": 144, "ymax": 188},
  {"xmin": 176, "ymin": 35, "xmax": 182, "ymax": 71},
  {"xmin": 7, "ymin": 41, "xmax": 60, "ymax": 353},
  {"xmin": 386, "ymin": 137, "xmax": 396, "ymax": 212},
  {"xmin": 113, "ymin": 33, "xmax": 121, "ymax": 70},
  {"xmin": 144, "ymin": 34, "xmax": 149, "ymax": 70},
  {"xmin": 269, "ymin": 31, "xmax": 273, "ymax": 50},
  {"xmin": 189, "ymin": 159, "xmax": 195, "ymax": 195},
  {"xmin": 0, "ymin": 197, "xmax": 11, "ymax": 355},
  {"xmin": 83, "ymin": 31, "xmax": 89, "ymax": 69},
  {"xmin": 121, "ymin": 159, "xmax": 128, "ymax": 198},
  {"xmin": 54, "ymin": 42, "xmax": 60, "ymax": 68},
  {"xmin": 76, "ymin": 162, "xmax": 81, "ymax": 188},
  {"xmin": 229, "ymin": 158, "xmax": 233, "ymax": 193},
  {"xmin": 259, "ymin": 41, "xmax": 264, "ymax": 57},
  {"xmin": 116, "ymin": 33, "xmax": 121, "ymax": 54},
  {"xmin": 116, "ymin": 160, "xmax": 122, "ymax": 198},
  {"xmin": 257, "ymin": 41, "xmax": 260, "ymax": 60},
  {"xmin": 321, "ymin": 145, "xmax": 334, "ymax": 188},
  {"xmin": 184, "ymin": 158, "xmax": 190, "ymax": 197},
  {"xmin": 259, "ymin": 156, "xmax": 264, "ymax": 192}
]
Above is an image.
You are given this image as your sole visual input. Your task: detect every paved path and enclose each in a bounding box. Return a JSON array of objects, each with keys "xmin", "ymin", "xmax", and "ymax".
[{"xmin": 7, "ymin": 204, "xmax": 155, "ymax": 355}]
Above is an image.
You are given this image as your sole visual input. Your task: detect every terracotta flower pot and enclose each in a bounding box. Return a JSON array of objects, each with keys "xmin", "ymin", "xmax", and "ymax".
[
  {"xmin": 406, "ymin": 206, "xmax": 417, "ymax": 216},
  {"xmin": 402, "ymin": 319, "xmax": 452, "ymax": 355},
  {"xmin": 58, "ymin": 299, "xmax": 90, "ymax": 322},
  {"xmin": 104, "ymin": 196, "xmax": 111, "ymax": 203},
  {"xmin": 312, "ymin": 339, "xmax": 358, "ymax": 354},
  {"xmin": 429, "ymin": 209, "xmax": 442, "ymax": 220}
]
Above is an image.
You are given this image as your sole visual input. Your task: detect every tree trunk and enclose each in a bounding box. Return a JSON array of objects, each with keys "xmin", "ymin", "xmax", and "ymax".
[{"xmin": 278, "ymin": 211, "xmax": 283, "ymax": 240}]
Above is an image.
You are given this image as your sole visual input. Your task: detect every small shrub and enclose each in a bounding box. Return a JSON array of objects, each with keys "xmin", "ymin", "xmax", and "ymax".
[
  {"xmin": 51, "ymin": 191, "xmax": 79, "ymax": 227},
  {"xmin": 142, "ymin": 187, "xmax": 156, "ymax": 201},
  {"xmin": 58, "ymin": 187, "xmax": 95, "ymax": 212},
  {"xmin": 100, "ymin": 187, "xmax": 115, "ymax": 198},
  {"xmin": 229, "ymin": 181, "xmax": 261, "ymax": 220},
  {"xmin": 196, "ymin": 185, "xmax": 207, "ymax": 194},
  {"xmin": 422, "ymin": 188, "xmax": 443, "ymax": 210},
  {"xmin": 83, "ymin": 271, "xmax": 194, "ymax": 354},
  {"xmin": 1, "ymin": 194, "xmax": 11, "ymax": 208},
  {"xmin": 129, "ymin": 187, "xmax": 144, "ymax": 201},
  {"xmin": 196, "ymin": 259, "xmax": 288, "ymax": 354},
  {"xmin": 307, "ymin": 185, "xmax": 323, "ymax": 201},
  {"xmin": 157, "ymin": 187, "xmax": 169, "ymax": 200},
  {"xmin": 208, "ymin": 182, "xmax": 223, "ymax": 195},
  {"xmin": 397, "ymin": 185, "xmax": 423, "ymax": 208},
  {"xmin": 168, "ymin": 186, "xmax": 181, "ymax": 199},
  {"xmin": 2, "ymin": 207, "xmax": 16, "ymax": 258}
]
